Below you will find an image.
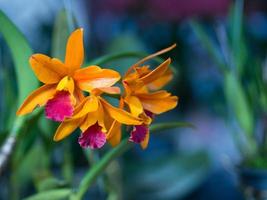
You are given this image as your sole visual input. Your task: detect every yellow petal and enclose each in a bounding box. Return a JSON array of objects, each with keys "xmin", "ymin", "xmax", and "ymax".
[
  {"xmin": 65, "ymin": 28, "xmax": 84, "ymax": 71},
  {"xmin": 53, "ymin": 118, "xmax": 82, "ymax": 141},
  {"xmin": 140, "ymin": 131, "xmax": 150, "ymax": 149},
  {"xmin": 107, "ymin": 120, "xmax": 122, "ymax": 147},
  {"xmin": 100, "ymin": 98, "xmax": 142, "ymax": 125},
  {"xmin": 97, "ymin": 102, "xmax": 107, "ymax": 132},
  {"xmin": 139, "ymin": 58, "xmax": 171, "ymax": 85},
  {"xmin": 71, "ymin": 96, "xmax": 99, "ymax": 119},
  {"xmin": 124, "ymin": 95, "xmax": 143, "ymax": 117},
  {"xmin": 30, "ymin": 54, "xmax": 68, "ymax": 83},
  {"xmin": 16, "ymin": 84, "xmax": 56, "ymax": 115},
  {"xmin": 74, "ymin": 66, "xmax": 121, "ymax": 91},
  {"xmin": 80, "ymin": 113, "xmax": 98, "ymax": 132},
  {"xmin": 137, "ymin": 91, "xmax": 178, "ymax": 114},
  {"xmin": 56, "ymin": 76, "xmax": 75, "ymax": 93}
]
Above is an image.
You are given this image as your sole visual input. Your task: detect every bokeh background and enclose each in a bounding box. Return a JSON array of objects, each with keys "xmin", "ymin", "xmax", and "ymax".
[{"xmin": 1, "ymin": 0, "xmax": 267, "ymax": 199}]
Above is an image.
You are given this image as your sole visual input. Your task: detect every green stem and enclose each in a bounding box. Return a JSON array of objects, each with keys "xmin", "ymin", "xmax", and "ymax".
[
  {"xmin": 74, "ymin": 140, "xmax": 133, "ymax": 199},
  {"xmin": 0, "ymin": 117, "xmax": 24, "ymax": 174},
  {"xmin": 73, "ymin": 122, "xmax": 193, "ymax": 199},
  {"xmin": 0, "ymin": 110, "xmax": 41, "ymax": 174}
]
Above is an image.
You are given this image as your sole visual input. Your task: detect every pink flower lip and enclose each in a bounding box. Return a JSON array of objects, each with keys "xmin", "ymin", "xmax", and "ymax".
[
  {"xmin": 78, "ymin": 123, "xmax": 106, "ymax": 149},
  {"xmin": 129, "ymin": 125, "xmax": 148, "ymax": 143},
  {"xmin": 45, "ymin": 91, "xmax": 74, "ymax": 122}
]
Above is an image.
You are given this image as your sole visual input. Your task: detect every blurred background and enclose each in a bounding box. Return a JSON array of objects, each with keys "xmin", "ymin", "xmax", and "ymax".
[{"xmin": 2, "ymin": 0, "xmax": 267, "ymax": 199}]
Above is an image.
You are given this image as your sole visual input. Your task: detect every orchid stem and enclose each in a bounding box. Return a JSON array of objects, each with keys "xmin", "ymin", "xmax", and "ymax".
[
  {"xmin": 0, "ymin": 117, "xmax": 23, "ymax": 174},
  {"xmin": 74, "ymin": 139, "xmax": 133, "ymax": 199},
  {"xmin": 0, "ymin": 110, "xmax": 42, "ymax": 175},
  {"xmin": 87, "ymin": 51, "xmax": 178, "ymax": 74},
  {"xmin": 73, "ymin": 121, "xmax": 193, "ymax": 199}
]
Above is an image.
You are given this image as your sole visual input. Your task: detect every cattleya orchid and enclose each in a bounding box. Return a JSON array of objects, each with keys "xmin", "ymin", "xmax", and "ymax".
[
  {"xmin": 53, "ymin": 87, "xmax": 144, "ymax": 149},
  {"xmin": 110, "ymin": 44, "xmax": 178, "ymax": 149},
  {"xmin": 16, "ymin": 27, "xmax": 178, "ymax": 150},
  {"xmin": 16, "ymin": 28, "xmax": 120, "ymax": 122}
]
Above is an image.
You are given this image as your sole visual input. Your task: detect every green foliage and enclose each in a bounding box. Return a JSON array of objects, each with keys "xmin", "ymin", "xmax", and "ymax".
[
  {"xmin": 190, "ymin": 21, "xmax": 226, "ymax": 72},
  {"xmin": 0, "ymin": 10, "xmax": 38, "ymax": 105},
  {"xmin": 224, "ymin": 72, "xmax": 253, "ymax": 138},
  {"xmin": 23, "ymin": 189, "xmax": 72, "ymax": 200},
  {"xmin": 51, "ymin": 10, "xmax": 70, "ymax": 61},
  {"xmin": 124, "ymin": 152, "xmax": 210, "ymax": 199}
]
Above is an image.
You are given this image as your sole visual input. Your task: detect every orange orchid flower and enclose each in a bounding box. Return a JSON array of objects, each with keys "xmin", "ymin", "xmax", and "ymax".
[
  {"xmin": 53, "ymin": 87, "xmax": 143, "ymax": 149},
  {"xmin": 16, "ymin": 28, "xmax": 120, "ymax": 122},
  {"xmin": 108, "ymin": 44, "xmax": 178, "ymax": 149}
]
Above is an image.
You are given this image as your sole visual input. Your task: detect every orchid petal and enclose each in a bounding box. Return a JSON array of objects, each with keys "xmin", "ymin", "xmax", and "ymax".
[
  {"xmin": 124, "ymin": 95, "xmax": 143, "ymax": 117},
  {"xmin": 74, "ymin": 66, "xmax": 121, "ymax": 91},
  {"xmin": 137, "ymin": 91, "xmax": 178, "ymax": 114},
  {"xmin": 100, "ymin": 98, "xmax": 142, "ymax": 125},
  {"xmin": 65, "ymin": 28, "xmax": 84, "ymax": 71},
  {"xmin": 30, "ymin": 54, "xmax": 68, "ymax": 83},
  {"xmin": 16, "ymin": 84, "xmax": 56, "ymax": 115},
  {"xmin": 53, "ymin": 118, "xmax": 82, "ymax": 141}
]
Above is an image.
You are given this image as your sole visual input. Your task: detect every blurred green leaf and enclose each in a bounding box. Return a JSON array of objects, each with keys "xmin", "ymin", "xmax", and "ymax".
[
  {"xmin": 87, "ymin": 51, "xmax": 177, "ymax": 75},
  {"xmin": 224, "ymin": 72, "xmax": 255, "ymax": 149},
  {"xmin": 36, "ymin": 177, "xmax": 68, "ymax": 192},
  {"xmin": 0, "ymin": 10, "xmax": 38, "ymax": 105},
  {"xmin": 51, "ymin": 9, "xmax": 70, "ymax": 60},
  {"xmin": 75, "ymin": 121, "xmax": 191, "ymax": 199},
  {"xmin": 229, "ymin": 0, "xmax": 246, "ymax": 75},
  {"xmin": 124, "ymin": 152, "xmax": 210, "ymax": 199},
  {"xmin": 150, "ymin": 122, "xmax": 195, "ymax": 133},
  {"xmin": 190, "ymin": 21, "xmax": 226, "ymax": 72},
  {"xmin": 23, "ymin": 189, "xmax": 72, "ymax": 200}
]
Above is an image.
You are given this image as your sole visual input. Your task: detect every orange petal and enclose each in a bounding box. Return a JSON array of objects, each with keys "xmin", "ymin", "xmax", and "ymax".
[
  {"xmin": 148, "ymin": 68, "xmax": 173, "ymax": 90},
  {"xmin": 100, "ymin": 98, "xmax": 142, "ymax": 125},
  {"xmin": 71, "ymin": 96, "xmax": 99, "ymax": 119},
  {"xmin": 137, "ymin": 91, "xmax": 178, "ymax": 114},
  {"xmin": 125, "ymin": 44, "xmax": 176, "ymax": 77},
  {"xmin": 74, "ymin": 66, "xmax": 121, "ymax": 91},
  {"xmin": 74, "ymin": 87, "xmax": 85, "ymax": 104},
  {"xmin": 97, "ymin": 102, "xmax": 106, "ymax": 132},
  {"xmin": 107, "ymin": 120, "xmax": 122, "ymax": 147},
  {"xmin": 124, "ymin": 95, "xmax": 143, "ymax": 117},
  {"xmin": 139, "ymin": 58, "xmax": 171, "ymax": 85},
  {"xmin": 53, "ymin": 118, "xmax": 83, "ymax": 141},
  {"xmin": 140, "ymin": 131, "xmax": 150, "ymax": 149},
  {"xmin": 16, "ymin": 84, "xmax": 56, "ymax": 115},
  {"xmin": 65, "ymin": 28, "xmax": 84, "ymax": 71},
  {"xmin": 30, "ymin": 54, "xmax": 68, "ymax": 83},
  {"xmin": 91, "ymin": 86, "xmax": 121, "ymax": 96}
]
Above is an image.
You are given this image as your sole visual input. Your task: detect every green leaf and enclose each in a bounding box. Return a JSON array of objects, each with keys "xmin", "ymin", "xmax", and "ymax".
[
  {"xmin": 224, "ymin": 72, "xmax": 255, "ymax": 149},
  {"xmin": 74, "ymin": 121, "xmax": 191, "ymax": 199},
  {"xmin": 23, "ymin": 189, "xmax": 72, "ymax": 200},
  {"xmin": 150, "ymin": 122, "xmax": 195, "ymax": 133},
  {"xmin": 51, "ymin": 9, "xmax": 70, "ymax": 60},
  {"xmin": 190, "ymin": 21, "xmax": 226, "ymax": 72},
  {"xmin": 124, "ymin": 152, "xmax": 210, "ymax": 199},
  {"xmin": 0, "ymin": 10, "xmax": 38, "ymax": 105},
  {"xmin": 229, "ymin": 0, "xmax": 246, "ymax": 74}
]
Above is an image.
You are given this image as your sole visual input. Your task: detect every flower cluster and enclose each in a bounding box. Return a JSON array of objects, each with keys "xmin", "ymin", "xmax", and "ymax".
[{"xmin": 16, "ymin": 28, "xmax": 178, "ymax": 149}]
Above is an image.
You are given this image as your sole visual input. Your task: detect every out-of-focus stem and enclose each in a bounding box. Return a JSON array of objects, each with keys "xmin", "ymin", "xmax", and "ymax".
[
  {"xmin": 0, "ymin": 117, "xmax": 24, "ymax": 174},
  {"xmin": 74, "ymin": 139, "xmax": 133, "ymax": 200},
  {"xmin": 73, "ymin": 122, "xmax": 193, "ymax": 200},
  {"xmin": 87, "ymin": 51, "xmax": 178, "ymax": 75}
]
